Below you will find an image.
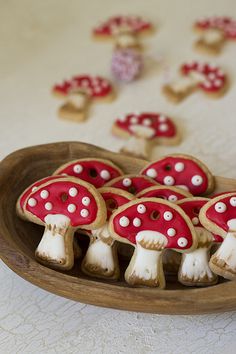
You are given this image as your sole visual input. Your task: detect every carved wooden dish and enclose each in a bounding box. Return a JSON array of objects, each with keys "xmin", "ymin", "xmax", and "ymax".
[{"xmin": 0, "ymin": 141, "xmax": 236, "ymax": 314}]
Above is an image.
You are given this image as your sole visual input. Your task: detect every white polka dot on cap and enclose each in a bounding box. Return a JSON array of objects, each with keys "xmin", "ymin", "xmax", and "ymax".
[
  {"xmin": 100, "ymin": 170, "xmax": 111, "ymax": 180},
  {"xmin": 146, "ymin": 168, "xmax": 157, "ymax": 178}
]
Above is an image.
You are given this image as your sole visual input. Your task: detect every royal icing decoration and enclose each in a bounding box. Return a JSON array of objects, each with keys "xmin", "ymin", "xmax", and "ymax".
[
  {"xmin": 137, "ymin": 186, "xmax": 192, "ymax": 203},
  {"xmin": 105, "ymin": 174, "xmax": 158, "ymax": 195},
  {"xmin": 54, "ymin": 159, "xmax": 123, "ymax": 188},
  {"xmin": 141, "ymin": 155, "xmax": 214, "ymax": 196},
  {"xmin": 195, "ymin": 17, "xmax": 236, "ymax": 40}
]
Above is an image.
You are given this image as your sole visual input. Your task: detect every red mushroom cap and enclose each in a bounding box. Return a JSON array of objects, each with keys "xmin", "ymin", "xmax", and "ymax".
[
  {"xmin": 52, "ymin": 75, "xmax": 113, "ymax": 99},
  {"xmin": 23, "ymin": 177, "xmax": 106, "ymax": 229},
  {"xmin": 17, "ymin": 175, "xmax": 64, "ymax": 216},
  {"xmin": 136, "ymin": 185, "xmax": 192, "ymax": 202},
  {"xmin": 177, "ymin": 197, "xmax": 210, "ymax": 227},
  {"xmin": 99, "ymin": 187, "xmax": 134, "ymax": 219},
  {"xmin": 181, "ymin": 62, "xmax": 227, "ymax": 93},
  {"xmin": 199, "ymin": 192, "xmax": 236, "ymax": 237},
  {"xmin": 195, "ymin": 16, "xmax": 236, "ymax": 40},
  {"xmin": 141, "ymin": 154, "xmax": 214, "ymax": 196},
  {"xmin": 113, "ymin": 112, "xmax": 178, "ymax": 142},
  {"xmin": 53, "ymin": 158, "xmax": 123, "ymax": 188},
  {"xmin": 109, "ymin": 198, "xmax": 196, "ymax": 251},
  {"xmin": 93, "ymin": 15, "xmax": 152, "ymax": 37},
  {"xmin": 105, "ymin": 174, "xmax": 158, "ymax": 195}
]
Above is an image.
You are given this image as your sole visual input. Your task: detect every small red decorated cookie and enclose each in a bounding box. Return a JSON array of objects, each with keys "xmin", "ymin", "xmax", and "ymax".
[
  {"xmin": 52, "ymin": 75, "xmax": 114, "ymax": 122},
  {"xmin": 112, "ymin": 112, "xmax": 180, "ymax": 159},
  {"xmin": 177, "ymin": 197, "xmax": 221, "ymax": 286},
  {"xmin": 109, "ymin": 198, "xmax": 197, "ymax": 288},
  {"xmin": 141, "ymin": 154, "xmax": 215, "ymax": 196},
  {"xmin": 199, "ymin": 192, "xmax": 236, "ymax": 280},
  {"xmin": 137, "ymin": 185, "xmax": 192, "ymax": 201},
  {"xmin": 53, "ymin": 158, "xmax": 123, "ymax": 188},
  {"xmin": 105, "ymin": 174, "xmax": 158, "ymax": 195},
  {"xmin": 93, "ymin": 15, "xmax": 153, "ymax": 39},
  {"xmin": 163, "ymin": 61, "xmax": 228, "ymax": 103},
  {"xmin": 17, "ymin": 177, "xmax": 106, "ymax": 270},
  {"xmin": 81, "ymin": 187, "xmax": 134, "ymax": 280},
  {"xmin": 194, "ymin": 16, "xmax": 236, "ymax": 54}
]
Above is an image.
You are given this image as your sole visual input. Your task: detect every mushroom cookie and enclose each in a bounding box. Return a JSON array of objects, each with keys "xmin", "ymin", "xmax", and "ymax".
[
  {"xmin": 137, "ymin": 185, "xmax": 192, "ymax": 201},
  {"xmin": 105, "ymin": 174, "xmax": 158, "ymax": 195},
  {"xmin": 109, "ymin": 198, "xmax": 197, "ymax": 288},
  {"xmin": 18, "ymin": 177, "xmax": 106, "ymax": 270},
  {"xmin": 53, "ymin": 158, "xmax": 123, "ymax": 188},
  {"xmin": 81, "ymin": 187, "xmax": 134, "ymax": 280},
  {"xmin": 141, "ymin": 154, "xmax": 215, "ymax": 196},
  {"xmin": 52, "ymin": 75, "xmax": 114, "ymax": 122},
  {"xmin": 93, "ymin": 15, "xmax": 153, "ymax": 42},
  {"xmin": 199, "ymin": 192, "xmax": 236, "ymax": 280},
  {"xmin": 194, "ymin": 16, "xmax": 236, "ymax": 55},
  {"xmin": 177, "ymin": 198, "xmax": 221, "ymax": 286},
  {"xmin": 163, "ymin": 62, "xmax": 228, "ymax": 103},
  {"xmin": 112, "ymin": 112, "xmax": 180, "ymax": 159}
]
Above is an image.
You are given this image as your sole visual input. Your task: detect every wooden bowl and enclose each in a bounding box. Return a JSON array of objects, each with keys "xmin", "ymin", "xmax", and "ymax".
[{"xmin": 0, "ymin": 141, "xmax": 236, "ymax": 314}]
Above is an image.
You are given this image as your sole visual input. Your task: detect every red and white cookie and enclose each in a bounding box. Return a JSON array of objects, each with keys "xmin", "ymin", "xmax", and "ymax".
[
  {"xmin": 53, "ymin": 158, "xmax": 123, "ymax": 188},
  {"xmin": 52, "ymin": 75, "xmax": 114, "ymax": 122},
  {"xmin": 109, "ymin": 198, "xmax": 197, "ymax": 288},
  {"xmin": 105, "ymin": 174, "xmax": 158, "ymax": 195},
  {"xmin": 141, "ymin": 154, "xmax": 215, "ymax": 196},
  {"xmin": 81, "ymin": 187, "xmax": 134, "ymax": 280},
  {"xmin": 194, "ymin": 16, "xmax": 236, "ymax": 54},
  {"xmin": 163, "ymin": 61, "xmax": 228, "ymax": 103},
  {"xmin": 18, "ymin": 177, "xmax": 106, "ymax": 270},
  {"xmin": 137, "ymin": 185, "xmax": 192, "ymax": 201},
  {"xmin": 93, "ymin": 15, "xmax": 153, "ymax": 39},
  {"xmin": 177, "ymin": 197, "xmax": 221, "ymax": 286},
  {"xmin": 112, "ymin": 112, "xmax": 180, "ymax": 159},
  {"xmin": 199, "ymin": 192, "xmax": 236, "ymax": 280}
]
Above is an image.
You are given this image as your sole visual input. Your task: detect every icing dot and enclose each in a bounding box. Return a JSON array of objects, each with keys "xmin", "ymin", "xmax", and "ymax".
[
  {"xmin": 82, "ymin": 197, "xmax": 91, "ymax": 206},
  {"xmin": 28, "ymin": 198, "xmax": 37, "ymax": 207},
  {"xmin": 159, "ymin": 123, "xmax": 168, "ymax": 132},
  {"xmin": 123, "ymin": 178, "xmax": 132, "ymax": 187},
  {"xmin": 119, "ymin": 216, "xmax": 130, "ymax": 227},
  {"xmin": 68, "ymin": 204, "xmax": 76, "ymax": 213},
  {"xmin": 167, "ymin": 228, "xmax": 176, "ymax": 237},
  {"xmin": 73, "ymin": 164, "xmax": 83, "ymax": 174},
  {"xmin": 175, "ymin": 162, "xmax": 185, "ymax": 172},
  {"xmin": 81, "ymin": 209, "xmax": 89, "ymax": 218},
  {"xmin": 163, "ymin": 211, "xmax": 173, "ymax": 221},
  {"xmin": 137, "ymin": 204, "xmax": 146, "ymax": 214},
  {"xmin": 168, "ymin": 195, "xmax": 178, "ymax": 202},
  {"xmin": 143, "ymin": 119, "xmax": 152, "ymax": 126},
  {"xmin": 191, "ymin": 175, "xmax": 203, "ymax": 186},
  {"xmin": 146, "ymin": 168, "xmax": 157, "ymax": 178},
  {"xmin": 163, "ymin": 176, "xmax": 175, "ymax": 186},
  {"xmin": 133, "ymin": 217, "xmax": 142, "ymax": 227},
  {"xmin": 130, "ymin": 116, "xmax": 138, "ymax": 124},
  {"xmin": 100, "ymin": 170, "xmax": 111, "ymax": 180},
  {"xmin": 159, "ymin": 115, "xmax": 167, "ymax": 122},
  {"xmin": 177, "ymin": 237, "xmax": 188, "ymax": 248},
  {"xmin": 32, "ymin": 187, "xmax": 38, "ymax": 192},
  {"xmin": 230, "ymin": 197, "xmax": 236, "ymax": 207},
  {"xmin": 215, "ymin": 202, "xmax": 227, "ymax": 213},
  {"xmin": 214, "ymin": 79, "xmax": 223, "ymax": 87},
  {"xmin": 192, "ymin": 217, "xmax": 199, "ymax": 225},
  {"xmin": 40, "ymin": 190, "xmax": 49, "ymax": 199},
  {"xmin": 45, "ymin": 202, "xmax": 53, "ymax": 211},
  {"xmin": 208, "ymin": 73, "xmax": 216, "ymax": 81},
  {"xmin": 69, "ymin": 187, "xmax": 78, "ymax": 197}
]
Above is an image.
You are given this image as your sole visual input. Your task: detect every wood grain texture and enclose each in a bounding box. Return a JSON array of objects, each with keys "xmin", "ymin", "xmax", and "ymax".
[{"xmin": 0, "ymin": 141, "xmax": 236, "ymax": 315}]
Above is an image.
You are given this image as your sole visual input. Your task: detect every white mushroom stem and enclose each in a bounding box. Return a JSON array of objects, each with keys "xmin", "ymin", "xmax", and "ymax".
[
  {"xmin": 178, "ymin": 227, "xmax": 216, "ymax": 285},
  {"xmin": 170, "ymin": 71, "xmax": 206, "ymax": 94},
  {"xmin": 35, "ymin": 214, "xmax": 73, "ymax": 268},
  {"xmin": 125, "ymin": 230, "xmax": 167, "ymax": 288},
  {"xmin": 82, "ymin": 223, "xmax": 118, "ymax": 278},
  {"xmin": 210, "ymin": 222, "xmax": 236, "ymax": 280},
  {"xmin": 121, "ymin": 125, "xmax": 155, "ymax": 158},
  {"xmin": 201, "ymin": 28, "xmax": 225, "ymax": 45},
  {"xmin": 67, "ymin": 91, "xmax": 89, "ymax": 110},
  {"xmin": 115, "ymin": 32, "xmax": 139, "ymax": 48}
]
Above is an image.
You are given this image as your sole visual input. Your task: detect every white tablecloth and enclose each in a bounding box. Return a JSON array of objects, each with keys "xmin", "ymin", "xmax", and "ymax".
[{"xmin": 1, "ymin": 0, "xmax": 236, "ymax": 353}]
